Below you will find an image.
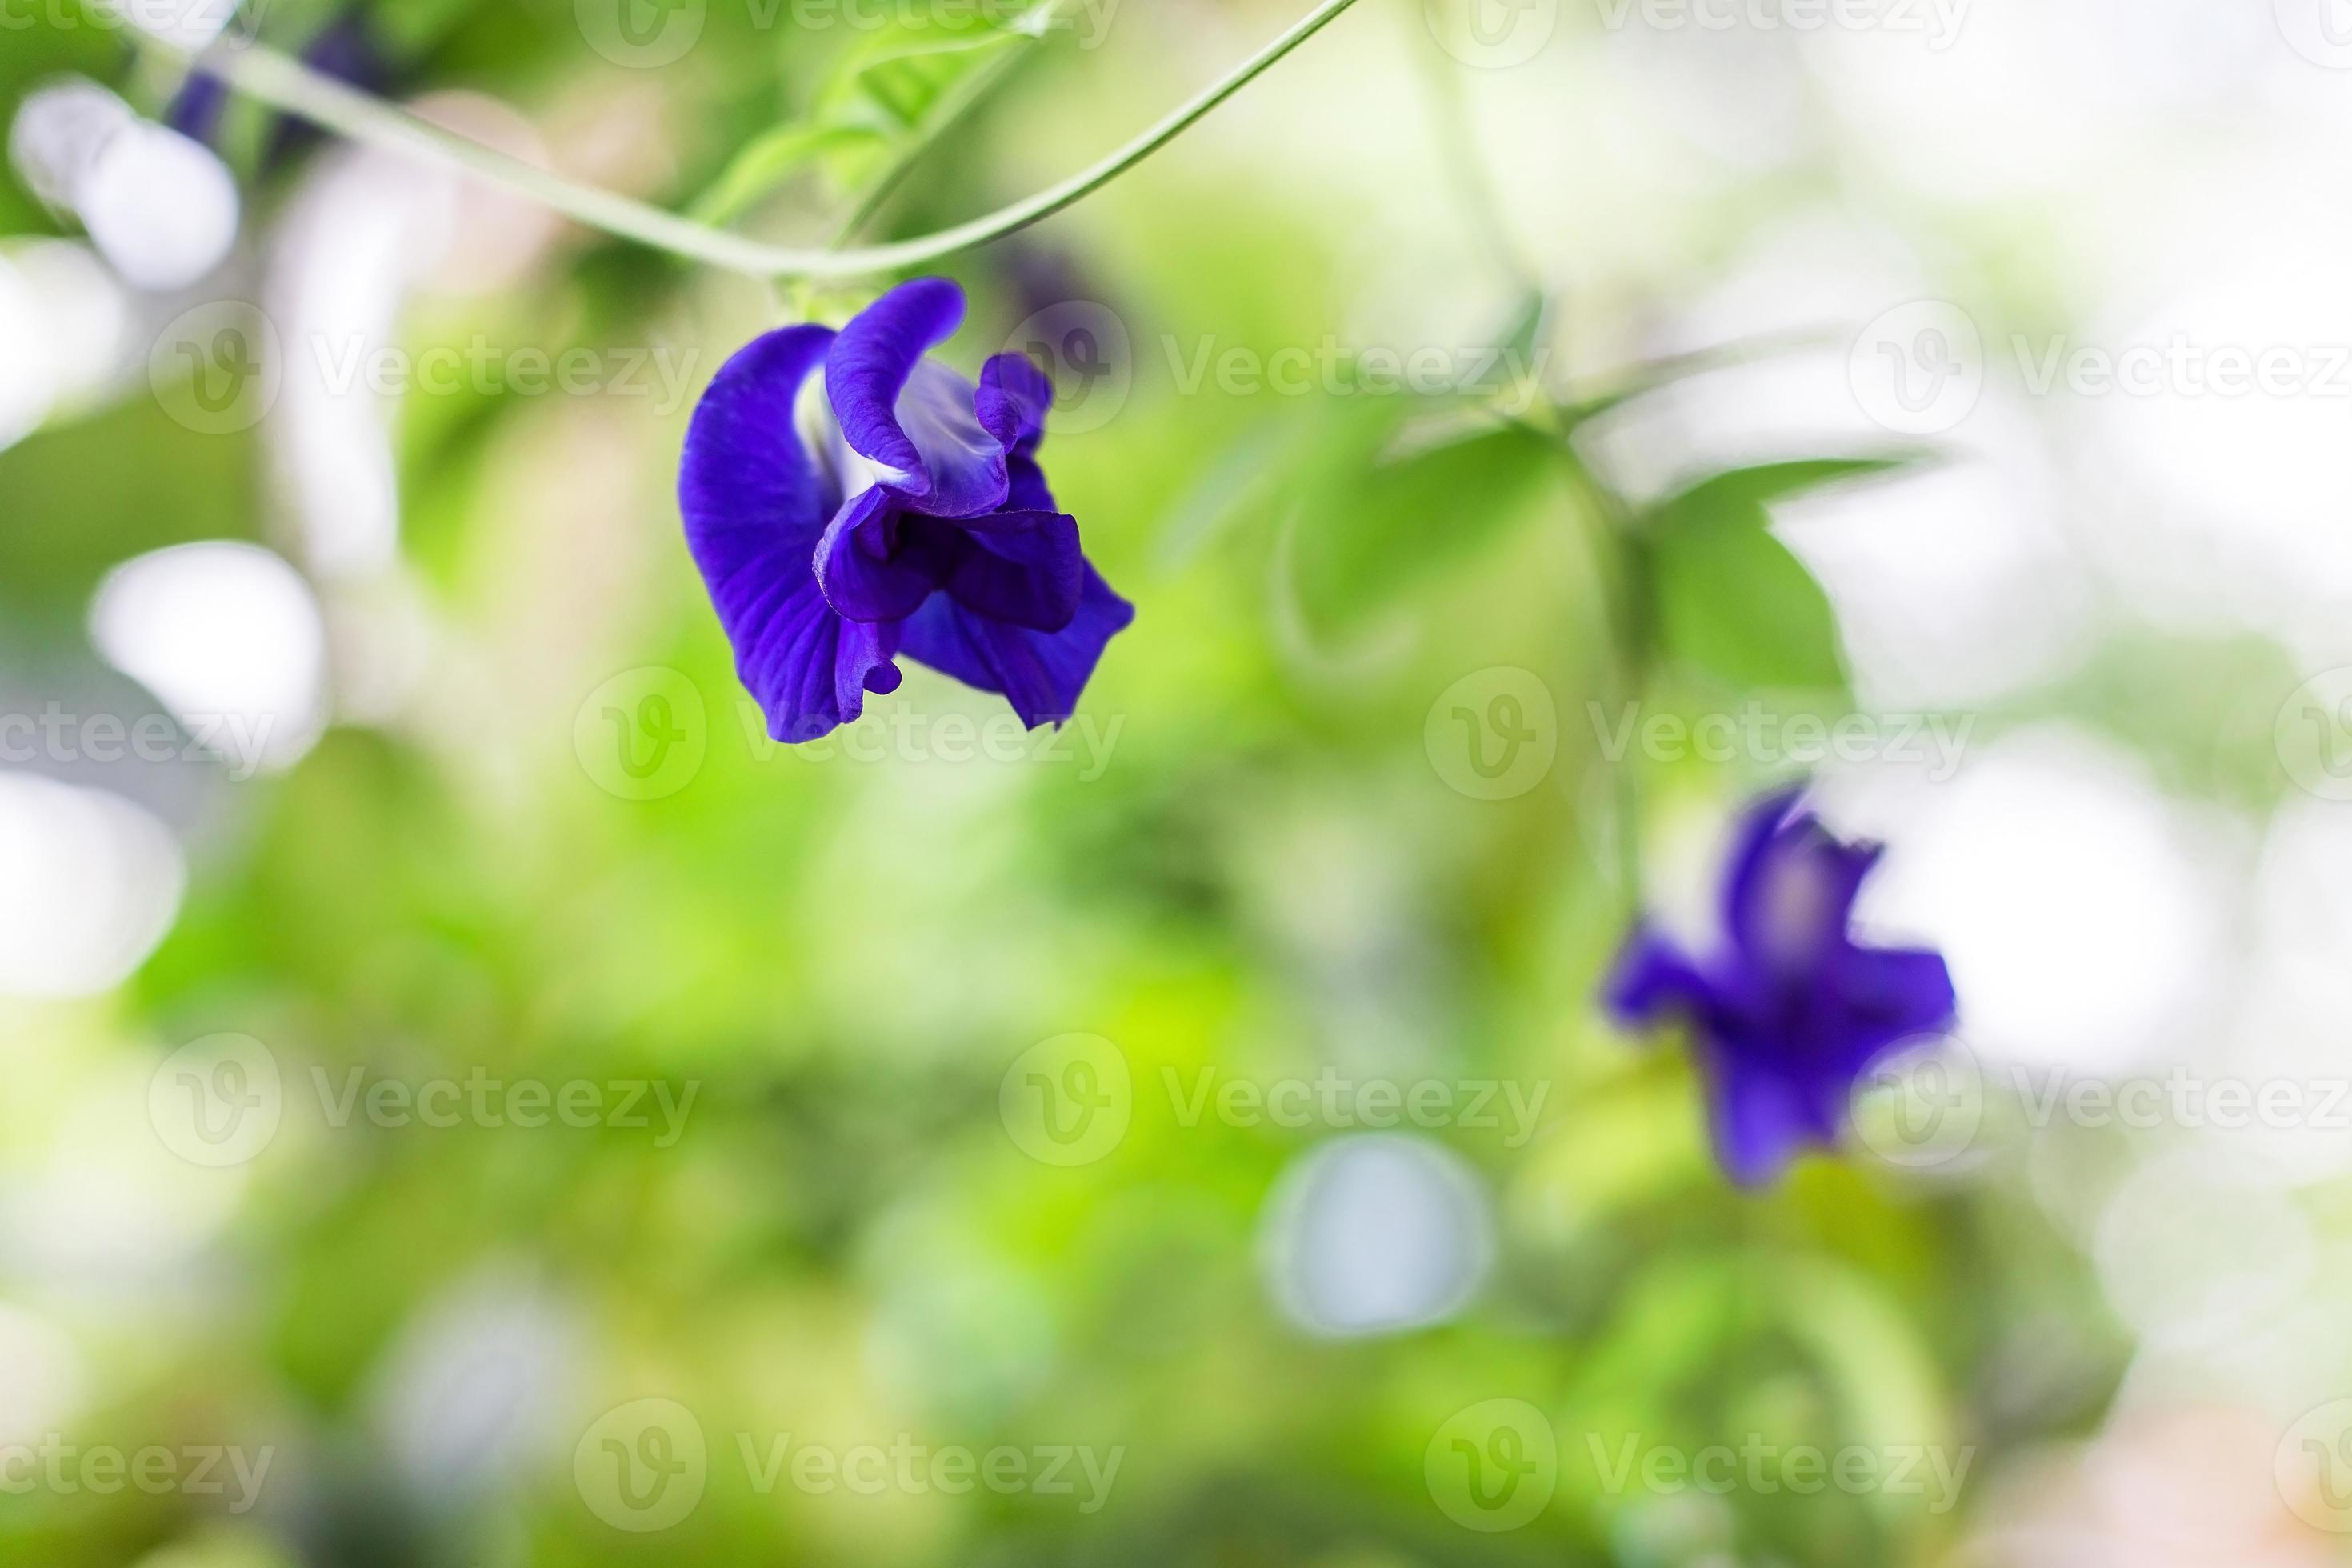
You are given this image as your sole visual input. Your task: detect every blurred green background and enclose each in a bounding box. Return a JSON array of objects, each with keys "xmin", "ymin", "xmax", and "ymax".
[{"xmin": 5, "ymin": 0, "xmax": 2352, "ymax": 1563}]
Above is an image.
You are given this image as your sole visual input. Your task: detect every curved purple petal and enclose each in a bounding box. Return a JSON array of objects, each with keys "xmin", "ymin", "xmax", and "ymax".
[
  {"xmin": 1834, "ymin": 946, "xmax": 1958, "ymax": 1063},
  {"xmin": 826, "ymin": 278, "xmax": 1010, "ymax": 518},
  {"xmin": 977, "ymin": 353, "xmax": 1054, "ymax": 458},
  {"xmin": 1604, "ymin": 925, "xmax": 1714, "ymax": 1030},
  {"xmin": 1703, "ymin": 1049, "xmax": 1834, "ymax": 1189},
  {"xmin": 680, "ymin": 324, "xmax": 902, "ymax": 740},
  {"xmin": 900, "ymin": 561, "xmax": 1134, "ymax": 729},
  {"xmin": 816, "ymin": 488, "xmax": 946, "ymax": 624},
  {"xmin": 942, "ymin": 513, "xmax": 1082, "ymax": 632},
  {"xmin": 1002, "ymin": 454, "xmax": 1058, "ymax": 514},
  {"xmin": 1725, "ymin": 793, "xmax": 1881, "ymax": 978}
]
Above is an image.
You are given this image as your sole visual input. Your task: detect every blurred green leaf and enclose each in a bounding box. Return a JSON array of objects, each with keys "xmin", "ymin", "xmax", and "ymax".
[
  {"xmin": 1660, "ymin": 457, "xmax": 1911, "ymax": 518},
  {"xmin": 1647, "ymin": 458, "xmax": 1910, "ymax": 692},
  {"xmin": 1288, "ymin": 412, "xmax": 1560, "ymax": 632},
  {"xmin": 814, "ymin": 13, "xmax": 1034, "ymax": 131},
  {"xmin": 687, "ymin": 122, "xmax": 882, "ymax": 225},
  {"xmin": 689, "ymin": 7, "xmax": 1042, "ymax": 224}
]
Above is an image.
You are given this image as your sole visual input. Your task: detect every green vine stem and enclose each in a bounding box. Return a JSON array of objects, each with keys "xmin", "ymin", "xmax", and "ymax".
[
  {"xmin": 134, "ymin": 0, "xmax": 1363, "ymax": 280},
  {"xmin": 828, "ymin": 0, "xmax": 1074, "ymax": 248}
]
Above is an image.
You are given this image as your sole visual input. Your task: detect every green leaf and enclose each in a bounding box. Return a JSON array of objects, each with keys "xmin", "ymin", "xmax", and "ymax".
[
  {"xmin": 687, "ymin": 122, "xmax": 883, "ymax": 226},
  {"xmin": 685, "ymin": 10, "xmax": 1041, "ymax": 225},
  {"xmin": 814, "ymin": 18, "xmax": 1033, "ymax": 133},
  {"xmin": 1659, "ymin": 457, "xmax": 1914, "ymax": 517},
  {"xmin": 1287, "ymin": 410, "xmax": 1560, "ymax": 632},
  {"xmin": 1646, "ymin": 458, "xmax": 1913, "ymax": 692},
  {"xmin": 810, "ymin": 12, "xmax": 1038, "ymax": 191}
]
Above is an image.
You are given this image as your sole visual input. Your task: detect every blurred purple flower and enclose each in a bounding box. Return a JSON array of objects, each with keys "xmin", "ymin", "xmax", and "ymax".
[
  {"xmin": 166, "ymin": 11, "xmax": 392, "ymax": 166},
  {"xmin": 679, "ymin": 277, "xmax": 1134, "ymax": 742},
  {"xmin": 1605, "ymin": 787, "xmax": 1957, "ymax": 1187}
]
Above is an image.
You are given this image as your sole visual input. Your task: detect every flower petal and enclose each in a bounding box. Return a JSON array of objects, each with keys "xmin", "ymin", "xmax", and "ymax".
[
  {"xmin": 1605, "ymin": 924, "xmax": 1718, "ymax": 1030},
  {"xmin": 733, "ymin": 576, "xmax": 906, "ymax": 742},
  {"xmin": 826, "ymin": 278, "xmax": 1010, "ymax": 518},
  {"xmin": 681, "ymin": 323, "xmax": 902, "ymax": 739},
  {"xmin": 976, "ymin": 352, "xmax": 1054, "ymax": 458},
  {"xmin": 900, "ymin": 561, "xmax": 1134, "ymax": 729},
  {"xmin": 1833, "ymin": 946, "xmax": 1958, "ymax": 1066},
  {"xmin": 815, "ymin": 488, "xmax": 947, "ymax": 624},
  {"xmin": 1702, "ymin": 1049, "xmax": 1830, "ymax": 1189},
  {"xmin": 942, "ymin": 512, "xmax": 1082, "ymax": 632},
  {"xmin": 1723, "ymin": 790, "xmax": 1881, "ymax": 976}
]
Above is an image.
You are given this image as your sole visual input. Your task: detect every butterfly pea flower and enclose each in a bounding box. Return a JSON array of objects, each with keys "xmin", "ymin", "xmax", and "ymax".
[
  {"xmin": 1604, "ymin": 787, "xmax": 1957, "ymax": 1188},
  {"xmin": 679, "ymin": 277, "xmax": 1134, "ymax": 742},
  {"xmin": 166, "ymin": 10, "xmax": 392, "ymax": 166}
]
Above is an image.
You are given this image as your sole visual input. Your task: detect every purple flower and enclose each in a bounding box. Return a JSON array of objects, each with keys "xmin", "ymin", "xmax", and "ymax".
[
  {"xmin": 1604, "ymin": 787, "xmax": 1957, "ymax": 1187},
  {"xmin": 166, "ymin": 11, "xmax": 392, "ymax": 166},
  {"xmin": 678, "ymin": 278, "xmax": 1134, "ymax": 742}
]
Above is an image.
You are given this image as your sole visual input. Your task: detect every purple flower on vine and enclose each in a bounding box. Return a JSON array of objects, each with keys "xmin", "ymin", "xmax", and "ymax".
[
  {"xmin": 1604, "ymin": 787, "xmax": 1958, "ymax": 1187},
  {"xmin": 678, "ymin": 277, "xmax": 1134, "ymax": 742}
]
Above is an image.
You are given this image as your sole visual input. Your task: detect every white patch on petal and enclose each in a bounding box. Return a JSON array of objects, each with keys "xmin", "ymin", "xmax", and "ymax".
[{"xmin": 894, "ymin": 359, "xmax": 992, "ymax": 485}]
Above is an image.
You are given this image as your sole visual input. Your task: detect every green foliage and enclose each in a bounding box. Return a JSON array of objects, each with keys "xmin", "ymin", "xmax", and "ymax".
[
  {"xmin": 690, "ymin": 4, "xmax": 1046, "ymax": 224},
  {"xmin": 1286, "ymin": 408, "xmax": 1562, "ymax": 634},
  {"xmin": 1646, "ymin": 459, "xmax": 1910, "ymax": 694}
]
